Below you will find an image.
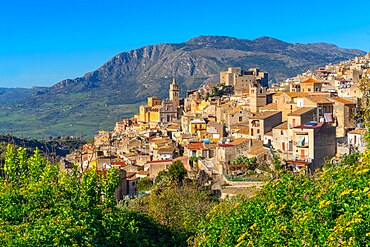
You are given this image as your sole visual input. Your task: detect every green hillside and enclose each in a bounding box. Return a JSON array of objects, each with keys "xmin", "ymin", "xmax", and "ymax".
[{"xmin": 193, "ymin": 150, "xmax": 370, "ymax": 246}]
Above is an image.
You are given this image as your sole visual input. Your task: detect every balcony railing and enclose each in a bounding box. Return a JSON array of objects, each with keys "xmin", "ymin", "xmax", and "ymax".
[
  {"xmin": 295, "ymin": 141, "xmax": 309, "ymax": 148},
  {"xmin": 290, "ymin": 155, "xmax": 312, "ymax": 162}
]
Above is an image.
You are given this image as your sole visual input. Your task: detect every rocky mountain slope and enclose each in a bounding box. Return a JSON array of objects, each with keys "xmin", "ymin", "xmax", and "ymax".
[{"xmin": 0, "ymin": 36, "xmax": 365, "ymax": 137}]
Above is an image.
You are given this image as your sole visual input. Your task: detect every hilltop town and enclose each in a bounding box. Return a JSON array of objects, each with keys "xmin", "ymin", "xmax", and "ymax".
[{"xmin": 62, "ymin": 52, "xmax": 370, "ymax": 199}]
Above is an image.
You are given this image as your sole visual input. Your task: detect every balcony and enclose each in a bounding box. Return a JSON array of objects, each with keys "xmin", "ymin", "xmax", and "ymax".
[
  {"xmin": 290, "ymin": 155, "xmax": 312, "ymax": 163},
  {"xmin": 295, "ymin": 136, "xmax": 309, "ymax": 148}
]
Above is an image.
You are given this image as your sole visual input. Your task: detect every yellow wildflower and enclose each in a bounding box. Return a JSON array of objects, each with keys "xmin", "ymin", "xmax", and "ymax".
[
  {"xmin": 237, "ymin": 231, "xmax": 248, "ymax": 242},
  {"xmin": 339, "ymin": 189, "xmax": 351, "ymax": 197},
  {"xmin": 280, "ymin": 202, "xmax": 287, "ymax": 210},
  {"xmin": 319, "ymin": 200, "xmax": 327, "ymax": 208},
  {"xmin": 301, "ymin": 215, "xmax": 308, "ymax": 222},
  {"xmin": 250, "ymin": 223, "xmax": 257, "ymax": 230},
  {"xmin": 357, "ymin": 168, "xmax": 370, "ymax": 174},
  {"xmin": 353, "ymin": 218, "xmax": 363, "ymax": 223}
]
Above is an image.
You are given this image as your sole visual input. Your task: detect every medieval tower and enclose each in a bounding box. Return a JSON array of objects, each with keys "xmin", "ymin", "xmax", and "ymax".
[{"xmin": 169, "ymin": 78, "xmax": 180, "ymax": 109}]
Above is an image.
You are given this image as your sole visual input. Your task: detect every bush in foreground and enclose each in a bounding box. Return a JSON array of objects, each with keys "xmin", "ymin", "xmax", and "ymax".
[{"xmin": 0, "ymin": 145, "xmax": 180, "ymax": 246}]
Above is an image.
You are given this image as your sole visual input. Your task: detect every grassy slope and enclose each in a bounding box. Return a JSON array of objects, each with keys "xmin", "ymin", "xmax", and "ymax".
[
  {"xmin": 0, "ymin": 92, "xmax": 143, "ymax": 138},
  {"xmin": 194, "ymin": 151, "xmax": 370, "ymax": 246}
]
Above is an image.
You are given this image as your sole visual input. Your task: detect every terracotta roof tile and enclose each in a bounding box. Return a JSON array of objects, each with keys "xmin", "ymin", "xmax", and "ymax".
[
  {"xmin": 249, "ymin": 111, "xmax": 281, "ymax": 120},
  {"xmin": 330, "ymin": 97, "xmax": 356, "ymax": 105},
  {"xmin": 301, "ymin": 78, "xmax": 318, "ymax": 84},
  {"xmin": 264, "ymin": 131, "xmax": 273, "ymax": 136},
  {"xmin": 288, "ymin": 107, "xmax": 316, "ymax": 116},
  {"xmin": 188, "ymin": 142, "xmax": 208, "ymax": 150},
  {"xmin": 147, "ymin": 159, "xmax": 173, "ymax": 164},
  {"xmin": 284, "ymin": 92, "xmax": 309, "ymax": 98},
  {"xmin": 273, "ymin": 121, "xmax": 288, "ymax": 130},
  {"xmin": 247, "ymin": 146, "xmax": 269, "ymax": 156},
  {"xmin": 305, "ymin": 95, "xmax": 332, "ymax": 104},
  {"xmin": 218, "ymin": 143, "xmax": 235, "ymax": 147},
  {"xmin": 230, "ymin": 138, "xmax": 249, "ymax": 145},
  {"xmin": 259, "ymin": 103, "xmax": 277, "ymax": 111},
  {"xmin": 348, "ymin": 129, "xmax": 366, "ymax": 135}
]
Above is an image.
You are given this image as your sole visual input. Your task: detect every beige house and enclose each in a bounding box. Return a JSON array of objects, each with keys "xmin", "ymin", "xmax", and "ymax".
[
  {"xmin": 292, "ymin": 122, "xmax": 336, "ymax": 171},
  {"xmin": 216, "ymin": 100, "xmax": 237, "ymax": 124},
  {"xmin": 337, "ymin": 84, "xmax": 362, "ymax": 103},
  {"xmin": 249, "ymin": 111, "xmax": 282, "ymax": 140},
  {"xmin": 347, "ymin": 129, "xmax": 366, "ymax": 151},
  {"xmin": 301, "ymin": 95, "xmax": 334, "ymax": 123},
  {"xmin": 300, "ymin": 78, "xmax": 322, "ymax": 92},
  {"xmin": 271, "ymin": 122, "xmax": 292, "ymax": 159},
  {"xmin": 287, "ymin": 107, "xmax": 317, "ymax": 129},
  {"xmin": 226, "ymin": 105, "xmax": 253, "ymax": 129},
  {"xmin": 206, "ymin": 121, "xmax": 225, "ymax": 142},
  {"xmin": 186, "ymin": 142, "xmax": 217, "ymax": 159},
  {"xmin": 215, "ymin": 138, "xmax": 250, "ymax": 164},
  {"xmin": 148, "ymin": 159, "xmax": 173, "ymax": 179},
  {"xmin": 330, "ymin": 97, "xmax": 357, "ymax": 137},
  {"xmin": 230, "ymin": 125, "xmax": 249, "ymax": 139},
  {"xmin": 273, "ymin": 92, "xmax": 308, "ymax": 121}
]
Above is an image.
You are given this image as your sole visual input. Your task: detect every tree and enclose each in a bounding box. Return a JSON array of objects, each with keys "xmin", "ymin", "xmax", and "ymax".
[
  {"xmin": 0, "ymin": 145, "xmax": 181, "ymax": 246},
  {"xmin": 148, "ymin": 182, "xmax": 218, "ymax": 244},
  {"xmin": 168, "ymin": 160, "xmax": 187, "ymax": 185},
  {"xmin": 230, "ymin": 155, "xmax": 257, "ymax": 170},
  {"xmin": 138, "ymin": 177, "xmax": 153, "ymax": 192}
]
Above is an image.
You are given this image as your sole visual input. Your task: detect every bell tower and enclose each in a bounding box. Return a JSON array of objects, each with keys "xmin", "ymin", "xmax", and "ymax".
[{"xmin": 169, "ymin": 78, "xmax": 180, "ymax": 109}]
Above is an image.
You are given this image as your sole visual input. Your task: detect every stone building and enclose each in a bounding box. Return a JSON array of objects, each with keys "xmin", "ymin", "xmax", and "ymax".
[
  {"xmin": 273, "ymin": 92, "xmax": 308, "ymax": 121},
  {"xmin": 249, "ymin": 111, "xmax": 282, "ymax": 140},
  {"xmin": 292, "ymin": 122, "xmax": 336, "ymax": 171},
  {"xmin": 330, "ymin": 97, "xmax": 357, "ymax": 137},
  {"xmin": 138, "ymin": 78, "xmax": 181, "ymax": 124},
  {"xmin": 220, "ymin": 67, "xmax": 268, "ymax": 93},
  {"xmin": 300, "ymin": 78, "xmax": 322, "ymax": 92}
]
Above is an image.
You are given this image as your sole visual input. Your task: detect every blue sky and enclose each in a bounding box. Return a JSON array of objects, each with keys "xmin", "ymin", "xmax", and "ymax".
[{"xmin": 1, "ymin": 0, "xmax": 370, "ymax": 88}]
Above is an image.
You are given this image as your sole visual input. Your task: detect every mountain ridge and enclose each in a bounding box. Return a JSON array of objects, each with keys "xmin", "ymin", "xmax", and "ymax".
[{"xmin": 0, "ymin": 35, "xmax": 365, "ymax": 138}]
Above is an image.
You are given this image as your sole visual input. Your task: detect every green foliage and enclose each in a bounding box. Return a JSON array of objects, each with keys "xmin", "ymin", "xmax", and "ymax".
[
  {"xmin": 0, "ymin": 145, "xmax": 180, "ymax": 246},
  {"xmin": 148, "ymin": 182, "xmax": 218, "ymax": 244},
  {"xmin": 230, "ymin": 156, "xmax": 257, "ymax": 170},
  {"xmin": 189, "ymin": 156, "xmax": 199, "ymax": 168},
  {"xmin": 272, "ymin": 155, "xmax": 281, "ymax": 169},
  {"xmin": 126, "ymin": 162, "xmax": 217, "ymax": 245},
  {"xmin": 4, "ymin": 145, "xmax": 17, "ymax": 180},
  {"xmin": 168, "ymin": 160, "xmax": 188, "ymax": 185},
  {"xmin": 340, "ymin": 152, "xmax": 360, "ymax": 166},
  {"xmin": 137, "ymin": 177, "xmax": 153, "ymax": 192},
  {"xmin": 194, "ymin": 149, "xmax": 370, "ymax": 246},
  {"xmin": 210, "ymin": 85, "xmax": 234, "ymax": 97}
]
